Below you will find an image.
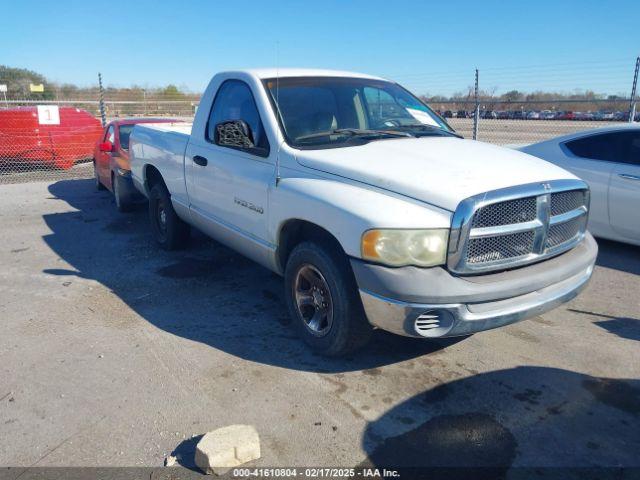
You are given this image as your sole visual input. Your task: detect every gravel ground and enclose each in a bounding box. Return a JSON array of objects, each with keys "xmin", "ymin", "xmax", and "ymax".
[{"xmin": 0, "ymin": 179, "xmax": 638, "ymax": 475}]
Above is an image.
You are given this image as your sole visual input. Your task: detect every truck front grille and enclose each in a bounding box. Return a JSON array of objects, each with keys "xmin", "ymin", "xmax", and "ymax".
[
  {"xmin": 550, "ymin": 190, "xmax": 585, "ymax": 216},
  {"xmin": 448, "ymin": 180, "xmax": 589, "ymax": 274},
  {"xmin": 546, "ymin": 215, "xmax": 584, "ymax": 249},
  {"xmin": 467, "ymin": 231, "xmax": 536, "ymax": 264},
  {"xmin": 472, "ymin": 197, "xmax": 537, "ymax": 228}
]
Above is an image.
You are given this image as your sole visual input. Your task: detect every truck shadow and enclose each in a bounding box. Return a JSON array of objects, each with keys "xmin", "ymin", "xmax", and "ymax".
[
  {"xmin": 360, "ymin": 366, "xmax": 640, "ymax": 478},
  {"xmin": 567, "ymin": 308, "xmax": 640, "ymax": 342},
  {"xmin": 595, "ymin": 237, "xmax": 640, "ymax": 275},
  {"xmin": 42, "ymin": 179, "xmax": 463, "ymax": 373}
]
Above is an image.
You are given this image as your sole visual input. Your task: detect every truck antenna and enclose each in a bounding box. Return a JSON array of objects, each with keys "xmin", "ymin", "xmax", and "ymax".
[{"xmin": 275, "ymin": 41, "xmax": 281, "ymax": 187}]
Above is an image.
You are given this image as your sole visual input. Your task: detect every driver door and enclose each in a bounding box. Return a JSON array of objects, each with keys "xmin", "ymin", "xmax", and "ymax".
[
  {"xmin": 185, "ymin": 80, "xmax": 274, "ymax": 243},
  {"xmin": 608, "ymin": 131, "xmax": 640, "ymax": 239}
]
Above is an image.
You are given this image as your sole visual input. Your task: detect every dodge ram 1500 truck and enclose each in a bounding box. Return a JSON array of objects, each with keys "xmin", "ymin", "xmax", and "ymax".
[{"xmin": 130, "ymin": 69, "xmax": 597, "ymax": 356}]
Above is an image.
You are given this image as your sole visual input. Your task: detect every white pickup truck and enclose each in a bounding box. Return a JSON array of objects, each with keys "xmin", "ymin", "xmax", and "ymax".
[{"xmin": 130, "ymin": 69, "xmax": 597, "ymax": 356}]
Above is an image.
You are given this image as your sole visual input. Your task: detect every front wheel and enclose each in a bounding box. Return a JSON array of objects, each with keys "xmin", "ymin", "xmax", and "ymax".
[
  {"xmin": 148, "ymin": 183, "xmax": 190, "ymax": 250},
  {"xmin": 284, "ymin": 241, "xmax": 372, "ymax": 356}
]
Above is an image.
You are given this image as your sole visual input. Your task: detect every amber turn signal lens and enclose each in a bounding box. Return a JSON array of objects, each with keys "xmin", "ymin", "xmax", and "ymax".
[{"xmin": 362, "ymin": 230, "xmax": 382, "ymax": 259}]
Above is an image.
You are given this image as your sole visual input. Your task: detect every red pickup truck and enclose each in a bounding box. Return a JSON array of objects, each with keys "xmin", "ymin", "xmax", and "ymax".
[{"xmin": 94, "ymin": 118, "xmax": 177, "ymax": 211}]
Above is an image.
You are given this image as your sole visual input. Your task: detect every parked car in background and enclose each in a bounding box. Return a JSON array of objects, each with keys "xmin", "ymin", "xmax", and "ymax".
[
  {"xmin": 613, "ymin": 111, "xmax": 628, "ymax": 121},
  {"xmin": 130, "ymin": 68, "xmax": 596, "ymax": 356},
  {"xmin": 520, "ymin": 125, "xmax": 640, "ymax": 246},
  {"xmin": 556, "ymin": 111, "xmax": 575, "ymax": 120},
  {"xmin": 540, "ymin": 110, "xmax": 556, "ymax": 120},
  {"xmin": 510, "ymin": 110, "xmax": 525, "ymax": 120},
  {"xmin": 443, "ymin": 110, "xmax": 454, "ymax": 118},
  {"xmin": 594, "ymin": 111, "xmax": 614, "ymax": 122},
  {"xmin": 94, "ymin": 118, "xmax": 178, "ymax": 211},
  {"xmin": 526, "ymin": 111, "xmax": 541, "ymax": 120},
  {"xmin": 575, "ymin": 112, "xmax": 594, "ymax": 121},
  {"xmin": 482, "ymin": 110, "xmax": 497, "ymax": 119},
  {"xmin": 0, "ymin": 107, "xmax": 102, "ymax": 170},
  {"xmin": 497, "ymin": 111, "xmax": 510, "ymax": 119},
  {"xmin": 456, "ymin": 110, "xmax": 468, "ymax": 118}
]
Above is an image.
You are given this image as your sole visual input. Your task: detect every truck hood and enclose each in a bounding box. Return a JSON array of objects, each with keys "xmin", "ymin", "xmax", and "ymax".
[{"xmin": 296, "ymin": 137, "xmax": 577, "ymax": 211}]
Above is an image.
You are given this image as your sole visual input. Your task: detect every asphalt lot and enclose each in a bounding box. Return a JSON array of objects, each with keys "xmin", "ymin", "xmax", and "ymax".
[{"xmin": 1, "ymin": 179, "xmax": 639, "ymax": 474}]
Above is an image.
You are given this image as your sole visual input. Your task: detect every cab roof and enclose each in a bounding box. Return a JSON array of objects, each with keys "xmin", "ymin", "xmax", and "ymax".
[{"xmin": 226, "ymin": 68, "xmax": 387, "ymax": 81}]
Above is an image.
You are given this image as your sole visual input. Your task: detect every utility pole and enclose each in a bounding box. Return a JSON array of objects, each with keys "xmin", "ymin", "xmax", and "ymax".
[
  {"xmin": 98, "ymin": 73, "xmax": 106, "ymax": 127},
  {"xmin": 473, "ymin": 68, "xmax": 479, "ymax": 140},
  {"xmin": 629, "ymin": 56, "xmax": 639, "ymax": 123},
  {"xmin": 0, "ymin": 84, "xmax": 7, "ymax": 108},
  {"xmin": 143, "ymin": 89, "xmax": 147, "ymax": 116}
]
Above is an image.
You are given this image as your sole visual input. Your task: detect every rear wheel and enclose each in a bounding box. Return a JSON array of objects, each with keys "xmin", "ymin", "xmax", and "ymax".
[
  {"xmin": 94, "ymin": 161, "xmax": 105, "ymax": 190},
  {"xmin": 284, "ymin": 241, "xmax": 372, "ymax": 356},
  {"xmin": 148, "ymin": 183, "xmax": 190, "ymax": 250},
  {"xmin": 113, "ymin": 172, "xmax": 133, "ymax": 213}
]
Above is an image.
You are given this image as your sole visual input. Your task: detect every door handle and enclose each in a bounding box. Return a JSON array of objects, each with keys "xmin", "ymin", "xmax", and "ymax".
[
  {"xmin": 618, "ymin": 173, "xmax": 640, "ymax": 181},
  {"xmin": 193, "ymin": 155, "xmax": 208, "ymax": 167}
]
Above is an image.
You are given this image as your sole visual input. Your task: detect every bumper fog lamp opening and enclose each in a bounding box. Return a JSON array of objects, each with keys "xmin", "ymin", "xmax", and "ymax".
[{"xmin": 414, "ymin": 309, "xmax": 454, "ymax": 338}]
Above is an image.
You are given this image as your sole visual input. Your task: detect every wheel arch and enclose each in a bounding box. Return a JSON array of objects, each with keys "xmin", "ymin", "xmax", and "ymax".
[
  {"xmin": 143, "ymin": 164, "xmax": 166, "ymax": 196},
  {"xmin": 276, "ymin": 219, "xmax": 348, "ymax": 274}
]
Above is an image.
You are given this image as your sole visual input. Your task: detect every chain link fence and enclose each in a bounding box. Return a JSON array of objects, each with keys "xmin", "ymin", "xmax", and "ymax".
[
  {"xmin": 0, "ymin": 99, "xmax": 196, "ymax": 184},
  {"xmin": 1, "ymin": 83, "xmax": 638, "ymax": 185},
  {"xmin": 438, "ymin": 99, "xmax": 636, "ymax": 145}
]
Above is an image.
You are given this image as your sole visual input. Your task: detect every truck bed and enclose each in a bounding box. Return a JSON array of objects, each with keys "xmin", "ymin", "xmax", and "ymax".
[{"xmin": 129, "ymin": 122, "xmax": 193, "ymax": 205}]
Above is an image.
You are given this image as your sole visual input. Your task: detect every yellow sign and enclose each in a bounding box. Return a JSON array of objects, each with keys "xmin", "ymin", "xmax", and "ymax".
[{"xmin": 29, "ymin": 83, "xmax": 44, "ymax": 93}]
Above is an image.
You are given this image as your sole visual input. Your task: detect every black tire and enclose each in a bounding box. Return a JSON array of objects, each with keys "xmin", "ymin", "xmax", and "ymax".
[
  {"xmin": 148, "ymin": 182, "xmax": 190, "ymax": 250},
  {"xmin": 284, "ymin": 241, "xmax": 372, "ymax": 356},
  {"xmin": 113, "ymin": 173, "xmax": 133, "ymax": 213},
  {"xmin": 94, "ymin": 161, "xmax": 105, "ymax": 190}
]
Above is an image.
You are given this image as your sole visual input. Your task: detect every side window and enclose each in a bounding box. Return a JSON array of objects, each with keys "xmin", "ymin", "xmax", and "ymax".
[
  {"xmin": 206, "ymin": 80, "xmax": 269, "ymax": 156},
  {"xmin": 118, "ymin": 125, "xmax": 134, "ymax": 150},
  {"xmin": 620, "ymin": 131, "xmax": 640, "ymax": 165},
  {"xmin": 564, "ymin": 132, "xmax": 622, "ymax": 163},
  {"xmin": 105, "ymin": 125, "xmax": 115, "ymax": 143}
]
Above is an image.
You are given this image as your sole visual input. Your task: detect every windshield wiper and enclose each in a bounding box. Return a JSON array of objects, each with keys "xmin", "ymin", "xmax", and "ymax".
[
  {"xmin": 392, "ymin": 124, "xmax": 463, "ymax": 138},
  {"xmin": 295, "ymin": 128, "xmax": 413, "ymax": 142}
]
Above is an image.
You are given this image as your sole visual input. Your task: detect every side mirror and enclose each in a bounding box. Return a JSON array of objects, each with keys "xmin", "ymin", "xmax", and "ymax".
[
  {"xmin": 99, "ymin": 141, "xmax": 114, "ymax": 152},
  {"xmin": 215, "ymin": 120, "xmax": 255, "ymax": 149}
]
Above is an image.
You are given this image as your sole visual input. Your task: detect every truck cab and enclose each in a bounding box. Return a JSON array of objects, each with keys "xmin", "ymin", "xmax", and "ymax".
[{"xmin": 130, "ymin": 69, "xmax": 597, "ymax": 356}]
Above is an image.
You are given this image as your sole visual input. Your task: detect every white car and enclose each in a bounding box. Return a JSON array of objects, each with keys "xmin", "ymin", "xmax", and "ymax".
[
  {"xmin": 129, "ymin": 69, "xmax": 597, "ymax": 355},
  {"xmin": 520, "ymin": 125, "xmax": 640, "ymax": 246}
]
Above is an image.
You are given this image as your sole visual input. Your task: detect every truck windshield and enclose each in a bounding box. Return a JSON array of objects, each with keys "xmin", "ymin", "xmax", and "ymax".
[{"xmin": 263, "ymin": 76, "xmax": 455, "ymax": 149}]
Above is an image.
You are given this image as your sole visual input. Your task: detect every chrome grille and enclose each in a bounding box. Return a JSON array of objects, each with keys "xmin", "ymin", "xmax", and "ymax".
[
  {"xmin": 472, "ymin": 197, "xmax": 537, "ymax": 228},
  {"xmin": 467, "ymin": 231, "xmax": 535, "ymax": 264},
  {"xmin": 546, "ymin": 215, "xmax": 584, "ymax": 248},
  {"xmin": 550, "ymin": 190, "xmax": 585, "ymax": 216},
  {"xmin": 448, "ymin": 180, "xmax": 590, "ymax": 274}
]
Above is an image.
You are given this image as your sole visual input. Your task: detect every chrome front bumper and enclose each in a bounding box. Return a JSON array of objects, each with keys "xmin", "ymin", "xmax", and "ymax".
[{"xmin": 359, "ymin": 262, "xmax": 594, "ymax": 338}]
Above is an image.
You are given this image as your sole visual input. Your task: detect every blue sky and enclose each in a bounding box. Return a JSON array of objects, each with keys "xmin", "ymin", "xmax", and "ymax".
[{"xmin": 1, "ymin": 0, "xmax": 638, "ymax": 96}]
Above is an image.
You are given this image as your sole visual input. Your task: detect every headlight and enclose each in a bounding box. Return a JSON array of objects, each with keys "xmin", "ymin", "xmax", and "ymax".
[{"xmin": 361, "ymin": 229, "xmax": 449, "ymax": 267}]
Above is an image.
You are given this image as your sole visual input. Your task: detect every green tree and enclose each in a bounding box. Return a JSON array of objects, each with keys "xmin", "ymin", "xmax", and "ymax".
[
  {"xmin": 161, "ymin": 84, "xmax": 184, "ymax": 99},
  {"xmin": 0, "ymin": 65, "xmax": 54, "ymax": 99}
]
